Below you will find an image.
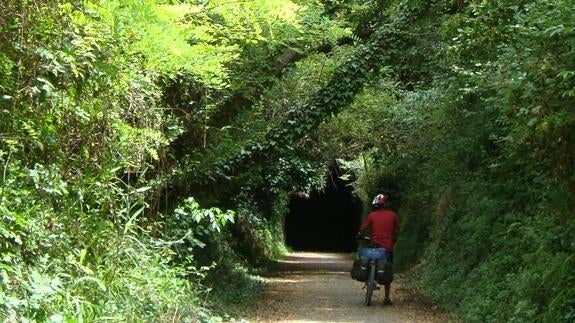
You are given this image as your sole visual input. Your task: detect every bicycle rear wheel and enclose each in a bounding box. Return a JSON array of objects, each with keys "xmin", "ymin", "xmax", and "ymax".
[{"xmin": 364, "ymin": 263, "xmax": 376, "ymax": 306}]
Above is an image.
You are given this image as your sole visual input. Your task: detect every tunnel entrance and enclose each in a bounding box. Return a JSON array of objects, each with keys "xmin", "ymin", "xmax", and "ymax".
[{"xmin": 285, "ymin": 164, "xmax": 362, "ymax": 252}]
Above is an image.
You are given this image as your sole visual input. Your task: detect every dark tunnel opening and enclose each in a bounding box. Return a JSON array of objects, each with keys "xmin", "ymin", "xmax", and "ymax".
[{"xmin": 285, "ymin": 164, "xmax": 363, "ymax": 252}]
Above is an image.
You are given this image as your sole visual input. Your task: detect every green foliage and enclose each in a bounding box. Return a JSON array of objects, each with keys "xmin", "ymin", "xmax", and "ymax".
[
  {"xmin": 167, "ymin": 197, "xmax": 235, "ymax": 253},
  {"xmin": 3, "ymin": 0, "xmax": 573, "ymax": 321},
  {"xmin": 0, "ymin": 164, "xmax": 210, "ymax": 321},
  {"xmin": 230, "ymin": 192, "xmax": 289, "ymax": 263},
  {"xmin": 212, "ymin": 26, "xmax": 389, "ymax": 180},
  {"xmin": 0, "ymin": 0, "xmax": 292, "ymax": 320},
  {"xmin": 320, "ymin": 0, "xmax": 575, "ymax": 321},
  {"xmin": 1, "ymin": 0, "xmax": 362, "ymax": 318}
]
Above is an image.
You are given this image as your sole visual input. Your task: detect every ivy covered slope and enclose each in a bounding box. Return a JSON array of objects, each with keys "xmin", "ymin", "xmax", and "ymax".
[
  {"xmin": 0, "ymin": 0, "xmax": 351, "ymax": 321},
  {"xmin": 314, "ymin": 0, "xmax": 574, "ymax": 322}
]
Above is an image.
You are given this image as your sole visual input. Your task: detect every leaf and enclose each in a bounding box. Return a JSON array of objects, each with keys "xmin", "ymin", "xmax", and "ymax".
[
  {"xmin": 135, "ymin": 186, "xmax": 151, "ymax": 193},
  {"xmin": 75, "ymin": 276, "xmax": 106, "ymax": 292},
  {"xmin": 123, "ymin": 205, "xmax": 145, "ymax": 235}
]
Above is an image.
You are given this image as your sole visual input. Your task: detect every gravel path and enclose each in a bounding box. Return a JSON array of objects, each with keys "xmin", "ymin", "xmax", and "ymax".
[{"xmin": 248, "ymin": 252, "xmax": 455, "ymax": 323}]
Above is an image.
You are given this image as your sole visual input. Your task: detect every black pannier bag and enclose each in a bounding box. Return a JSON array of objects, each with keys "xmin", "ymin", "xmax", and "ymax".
[
  {"xmin": 350, "ymin": 258, "xmax": 369, "ymax": 282},
  {"xmin": 375, "ymin": 259, "xmax": 393, "ymax": 284}
]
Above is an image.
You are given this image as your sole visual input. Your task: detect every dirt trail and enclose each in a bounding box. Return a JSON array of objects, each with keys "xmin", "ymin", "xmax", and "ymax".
[{"xmin": 248, "ymin": 252, "xmax": 455, "ymax": 323}]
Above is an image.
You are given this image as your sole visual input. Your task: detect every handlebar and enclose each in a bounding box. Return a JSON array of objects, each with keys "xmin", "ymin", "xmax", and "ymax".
[{"xmin": 356, "ymin": 235, "xmax": 371, "ymax": 242}]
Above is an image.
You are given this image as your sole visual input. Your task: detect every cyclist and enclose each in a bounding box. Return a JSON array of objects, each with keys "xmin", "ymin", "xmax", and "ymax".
[{"xmin": 357, "ymin": 193, "xmax": 400, "ymax": 305}]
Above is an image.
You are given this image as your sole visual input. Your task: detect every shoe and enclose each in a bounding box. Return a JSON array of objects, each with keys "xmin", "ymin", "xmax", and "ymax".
[{"xmin": 383, "ymin": 298, "xmax": 393, "ymax": 305}]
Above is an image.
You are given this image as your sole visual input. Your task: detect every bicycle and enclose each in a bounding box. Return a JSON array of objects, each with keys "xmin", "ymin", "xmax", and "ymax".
[
  {"xmin": 352, "ymin": 236, "xmax": 386, "ymax": 306},
  {"xmin": 362, "ymin": 256, "xmax": 379, "ymax": 306}
]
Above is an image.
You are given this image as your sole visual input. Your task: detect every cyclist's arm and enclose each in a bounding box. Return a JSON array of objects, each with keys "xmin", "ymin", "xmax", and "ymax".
[{"xmin": 357, "ymin": 214, "xmax": 372, "ymax": 236}]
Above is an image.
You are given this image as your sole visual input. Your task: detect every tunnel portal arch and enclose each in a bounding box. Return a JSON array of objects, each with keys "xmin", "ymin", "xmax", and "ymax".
[{"xmin": 284, "ymin": 164, "xmax": 363, "ymax": 252}]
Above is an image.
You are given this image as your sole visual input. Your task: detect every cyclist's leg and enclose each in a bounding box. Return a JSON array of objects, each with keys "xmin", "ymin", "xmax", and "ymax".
[
  {"xmin": 382, "ymin": 251, "xmax": 393, "ymax": 304},
  {"xmin": 384, "ymin": 283, "xmax": 391, "ymax": 300}
]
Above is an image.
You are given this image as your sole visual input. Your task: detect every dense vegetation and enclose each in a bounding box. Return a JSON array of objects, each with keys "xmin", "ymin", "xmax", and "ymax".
[{"xmin": 1, "ymin": 0, "xmax": 573, "ymax": 322}]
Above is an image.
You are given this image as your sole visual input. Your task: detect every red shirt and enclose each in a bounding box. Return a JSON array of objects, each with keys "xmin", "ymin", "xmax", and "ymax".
[{"xmin": 360, "ymin": 208, "xmax": 399, "ymax": 251}]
